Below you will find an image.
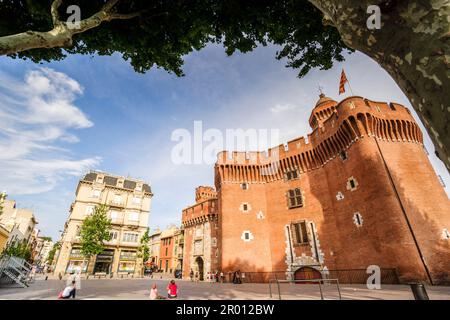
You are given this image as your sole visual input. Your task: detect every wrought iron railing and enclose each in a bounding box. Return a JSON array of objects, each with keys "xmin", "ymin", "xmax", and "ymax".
[{"xmin": 220, "ymin": 268, "xmax": 399, "ymax": 284}]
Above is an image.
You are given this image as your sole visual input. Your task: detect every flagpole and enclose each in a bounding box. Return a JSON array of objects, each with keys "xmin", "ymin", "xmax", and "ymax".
[{"xmin": 347, "ymin": 79, "xmax": 355, "ymax": 96}]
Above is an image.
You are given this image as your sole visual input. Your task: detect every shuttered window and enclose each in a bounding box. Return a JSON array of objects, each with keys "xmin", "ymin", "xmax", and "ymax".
[
  {"xmin": 287, "ymin": 188, "xmax": 303, "ymax": 208},
  {"xmin": 292, "ymin": 221, "xmax": 309, "ymax": 244},
  {"xmin": 285, "ymin": 169, "xmax": 299, "ymax": 181}
]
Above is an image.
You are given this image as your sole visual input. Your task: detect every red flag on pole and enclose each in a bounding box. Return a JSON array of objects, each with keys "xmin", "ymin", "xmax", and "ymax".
[{"xmin": 339, "ymin": 69, "xmax": 348, "ymax": 95}]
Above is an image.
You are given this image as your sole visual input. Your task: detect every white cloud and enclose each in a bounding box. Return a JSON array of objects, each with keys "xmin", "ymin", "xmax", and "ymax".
[
  {"xmin": 270, "ymin": 103, "xmax": 298, "ymax": 114},
  {"xmin": 0, "ymin": 67, "xmax": 100, "ymax": 195}
]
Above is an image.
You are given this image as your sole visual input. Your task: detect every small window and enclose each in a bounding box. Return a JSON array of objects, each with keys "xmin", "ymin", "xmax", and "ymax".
[
  {"xmin": 113, "ymin": 194, "xmax": 123, "ymax": 204},
  {"xmin": 241, "ymin": 231, "xmax": 253, "ymax": 242},
  {"xmin": 128, "ymin": 212, "xmax": 139, "ymax": 222},
  {"xmin": 287, "ymin": 188, "xmax": 303, "ymax": 208},
  {"xmin": 110, "ymin": 210, "xmax": 119, "ymax": 221},
  {"xmin": 243, "ymin": 203, "xmax": 248, "ymax": 211},
  {"xmin": 347, "ymin": 177, "xmax": 358, "ymax": 191},
  {"xmin": 285, "ymin": 169, "xmax": 299, "ymax": 181},
  {"xmin": 339, "ymin": 151, "xmax": 348, "ymax": 161},
  {"xmin": 92, "ymin": 189, "xmax": 101, "ymax": 198},
  {"xmin": 109, "ymin": 231, "xmax": 118, "ymax": 240},
  {"xmin": 85, "ymin": 206, "xmax": 94, "ymax": 216},
  {"xmin": 353, "ymin": 212, "xmax": 363, "ymax": 227},
  {"xmin": 241, "ymin": 183, "xmax": 248, "ymax": 190},
  {"xmin": 292, "ymin": 221, "xmax": 309, "ymax": 244}
]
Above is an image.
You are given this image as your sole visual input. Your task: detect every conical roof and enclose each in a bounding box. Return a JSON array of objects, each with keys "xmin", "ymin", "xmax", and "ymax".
[{"xmin": 315, "ymin": 93, "xmax": 336, "ymax": 108}]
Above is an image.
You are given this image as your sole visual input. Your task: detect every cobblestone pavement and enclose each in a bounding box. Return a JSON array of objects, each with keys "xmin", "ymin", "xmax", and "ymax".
[{"xmin": 0, "ymin": 276, "xmax": 449, "ymax": 300}]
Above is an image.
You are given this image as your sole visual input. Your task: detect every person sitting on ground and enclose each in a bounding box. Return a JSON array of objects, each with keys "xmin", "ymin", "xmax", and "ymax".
[
  {"xmin": 149, "ymin": 283, "xmax": 165, "ymax": 300},
  {"xmin": 60, "ymin": 280, "xmax": 76, "ymax": 299},
  {"xmin": 167, "ymin": 280, "xmax": 178, "ymax": 299}
]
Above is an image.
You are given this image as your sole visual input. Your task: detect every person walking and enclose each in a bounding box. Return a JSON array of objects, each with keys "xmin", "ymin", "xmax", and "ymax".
[
  {"xmin": 167, "ymin": 280, "xmax": 178, "ymax": 299},
  {"xmin": 189, "ymin": 269, "xmax": 194, "ymax": 282},
  {"xmin": 236, "ymin": 270, "xmax": 242, "ymax": 284},
  {"xmin": 220, "ymin": 271, "xmax": 224, "ymax": 283}
]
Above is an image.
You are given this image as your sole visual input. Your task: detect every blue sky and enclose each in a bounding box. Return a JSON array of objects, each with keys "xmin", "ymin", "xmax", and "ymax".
[{"xmin": 0, "ymin": 44, "xmax": 448, "ymax": 240}]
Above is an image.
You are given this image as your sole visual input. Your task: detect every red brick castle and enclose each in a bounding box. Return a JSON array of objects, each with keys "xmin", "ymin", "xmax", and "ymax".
[{"xmin": 182, "ymin": 94, "xmax": 450, "ymax": 284}]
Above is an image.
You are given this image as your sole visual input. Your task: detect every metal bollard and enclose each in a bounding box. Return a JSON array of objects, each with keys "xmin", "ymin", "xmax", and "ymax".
[{"xmin": 410, "ymin": 283, "xmax": 429, "ymax": 300}]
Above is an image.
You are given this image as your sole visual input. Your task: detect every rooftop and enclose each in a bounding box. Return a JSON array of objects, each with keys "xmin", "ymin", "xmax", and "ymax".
[{"xmin": 81, "ymin": 171, "xmax": 152, "ymax": 194}]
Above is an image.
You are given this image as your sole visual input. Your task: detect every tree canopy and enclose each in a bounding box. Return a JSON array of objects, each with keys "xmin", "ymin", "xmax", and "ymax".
[
  {"xmin": 1, "ymin": 240, "xmax": 32, "ymax": 261},
  {"xmin": 0, "ymin": 0, "xmax": 350, "ymax": 77},
  {"xmin": 46, "ymin": 242, "xmax": 61, "ymax": 265},
  {"xmin": 138, "ymin": 228, "xmax": 150, "ymax": 263},
  {"xmin": 1, "ymin": 1, "xmax": 448, "ymax": 169},
  {"xmin": 79, "ymin": 204, "xmax": 112, "ymax": 258}
]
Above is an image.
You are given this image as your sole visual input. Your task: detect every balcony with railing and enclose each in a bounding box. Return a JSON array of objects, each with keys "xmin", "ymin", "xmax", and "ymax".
[{"xmin": 108, "ymin": 200, "xmax": 125, "ymax": 208}]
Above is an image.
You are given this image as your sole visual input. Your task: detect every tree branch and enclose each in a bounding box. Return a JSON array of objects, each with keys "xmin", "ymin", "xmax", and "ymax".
[
  {"xmin": 51, "ymin": 0, "xmax": 63, "ymax": 26},
  {"xmin": 0, "ymin": 0, "xmax": 145, "ymax": 56},
  {"xmin": 106, "ymin": 11, "xmax": 144, "ymax": 21},
  {"xmin": 102, "ymin": 0, "xmax": 121, "ymax": 13}
]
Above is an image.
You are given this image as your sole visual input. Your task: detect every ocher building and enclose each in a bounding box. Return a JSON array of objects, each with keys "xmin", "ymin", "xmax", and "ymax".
[
  {"xmin": 54, "ymin": 171, "xmax": 152, "ymax": 276},
  {"xmin": 184, "ymin": 94, "xmax": 450, "ymax": 284}
]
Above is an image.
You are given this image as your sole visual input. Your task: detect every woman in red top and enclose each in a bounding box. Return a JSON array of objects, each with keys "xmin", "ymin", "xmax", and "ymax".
[{"xmin": 167, "ymin": 280, "xmax": 178, "ymax": 299}]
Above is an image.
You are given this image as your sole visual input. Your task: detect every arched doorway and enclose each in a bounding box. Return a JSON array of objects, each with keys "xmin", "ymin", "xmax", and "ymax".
[
  {"xmin": 195, "ymin": 257, "xmax": 204, "ymax": 281},
  {"xmin": 294, "ymin": 267, "xmax": 322, "ymax": 284}
]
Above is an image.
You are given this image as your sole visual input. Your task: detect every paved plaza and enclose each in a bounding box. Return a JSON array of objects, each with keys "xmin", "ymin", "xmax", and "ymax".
[{"xmin": 0, "ymin": 276, "xmax": 450, "ymax": 300}]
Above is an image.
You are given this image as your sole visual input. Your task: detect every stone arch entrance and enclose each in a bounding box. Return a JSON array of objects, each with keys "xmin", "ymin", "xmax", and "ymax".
[
  {"xmin": 195, "ymin": 257, "xmax": 204, "ymax": 281},
  {"xmin": 294, "ymin": 267, "xmax": 322, "ymax": 283}
]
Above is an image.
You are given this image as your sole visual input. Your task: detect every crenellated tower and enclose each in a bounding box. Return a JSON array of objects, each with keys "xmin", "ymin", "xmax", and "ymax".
[{"xmin": 213, "ymin": 93, "xmax": 450, "ymax": 285}]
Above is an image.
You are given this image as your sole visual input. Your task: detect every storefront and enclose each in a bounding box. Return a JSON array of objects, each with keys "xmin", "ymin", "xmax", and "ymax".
[
  {"xmin": 118, "ymin": 250, "xmax": 137, "ymax": 274},
  {"xmin": 66, "ymin": 248, "xmax": 88, "ymax": 273},
  {"xmin": 93, "ymin": 249, "xmax": 115, "ymax": 274}
]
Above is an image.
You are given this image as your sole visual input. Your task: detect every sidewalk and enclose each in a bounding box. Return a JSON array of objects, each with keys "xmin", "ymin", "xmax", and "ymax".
[{"xmin": 1, "ymin": 278, "xmax": 450, "ymax": 300}]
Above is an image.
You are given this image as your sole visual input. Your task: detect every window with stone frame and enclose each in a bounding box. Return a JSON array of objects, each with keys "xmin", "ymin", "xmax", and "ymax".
[
  {"xmin": 287, "ymin": 188, "xmax": 303, "ymax": 208},
  {"xmin": 284, "ymin": 168, "xmax": 299, "ymax": 181},
  {"xmin": 291, "ymin": 221, "xmax": 309, "ymax": 245}
]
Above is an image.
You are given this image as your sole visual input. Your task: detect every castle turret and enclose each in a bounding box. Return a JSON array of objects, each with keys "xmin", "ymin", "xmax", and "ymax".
[
  {"xmin": 195, "ymin": 186, "xmax": 217, "ymax": 203},
  {"xmin": 309, "ymin": 93, "xmax": 337, "ymax": 129}
]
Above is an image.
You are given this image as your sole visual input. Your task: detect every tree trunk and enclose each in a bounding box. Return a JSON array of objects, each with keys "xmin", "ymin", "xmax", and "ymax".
[{"xmin": 309, "ymin": 0, "xmax": 450, "ymax": 170}]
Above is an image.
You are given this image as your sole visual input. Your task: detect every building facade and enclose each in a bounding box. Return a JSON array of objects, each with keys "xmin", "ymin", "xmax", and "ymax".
[
  {"xmin": 32, "ymin": 237, "xmax": 54, "ymax": 266},
  {"xmin": 182, "ymin": 186, "xmax": 220, "ymax": 280},
  {"xmin": 184, "ymin": 94, "xmax": 450, "ymax": 284},
  {"xmin": 0, "ymin": 199, "xmax": 38, "ymax": 246},
  {"xmin": 148, "ymin": 229, "xmax": 161, "ymax": 269},
  {"xmin": 158, "ymin": 226, "xmax": 178, "ymax": 274},
  {"xmin": 0, "ymin": 225, "xmax": 8, "ymax": 254},
  {"xmin": 54, "ymin": 171, "xmax": 152, "ymax": 276}
]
